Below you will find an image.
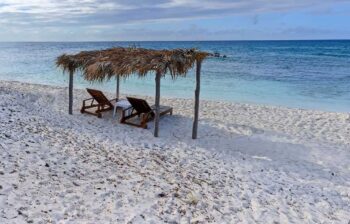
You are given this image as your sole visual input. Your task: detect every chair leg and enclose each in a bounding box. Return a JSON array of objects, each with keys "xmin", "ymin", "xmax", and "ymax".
[
  {"xmin": 113, "ymin": 105, "xmax": 117, "ymax": 118},
  {"xmin": 140, "ymin": 114, "xmax": 147, "ymax": 129},
  {"xmin": 95, "ymin": 105, "xmax": 100, "ymax": 118},
  {"xmin": 81, "ymin": 101, "xmax": 85, "ymax": 113}
]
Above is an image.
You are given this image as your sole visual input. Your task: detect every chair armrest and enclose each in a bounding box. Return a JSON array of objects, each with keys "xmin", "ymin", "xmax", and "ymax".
[
  {"xmin": 83, "ymin": 97, "xmax": 94, "ymax": 102},
  {"xmin": 83, "ymin": 98, "xmax": 95, "ymax": 106}
]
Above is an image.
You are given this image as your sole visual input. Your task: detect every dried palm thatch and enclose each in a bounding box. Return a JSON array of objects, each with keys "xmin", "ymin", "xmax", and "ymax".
[{"xmin": 56, "ymin": 47, "xmax": 209, "ymax": 81}]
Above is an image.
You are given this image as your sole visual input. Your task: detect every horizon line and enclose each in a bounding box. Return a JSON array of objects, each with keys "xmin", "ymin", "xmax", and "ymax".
[{"xmin": 0, "ymin": 39, "xmax": 350, "ymax": 43}]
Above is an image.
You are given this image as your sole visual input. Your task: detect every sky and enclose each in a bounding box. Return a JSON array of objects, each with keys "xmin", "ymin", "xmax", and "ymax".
[{"xmin": 0, "ymin": 0, "xmax": 350, "ymax": 41}]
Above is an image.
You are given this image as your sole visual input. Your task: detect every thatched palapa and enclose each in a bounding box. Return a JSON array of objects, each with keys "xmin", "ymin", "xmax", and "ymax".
[
  {"xmin": 57, "ymin": 47, "xmax": 208, "ymax": 80},
  {"xmin": 56, "ymin": 47, "xmax": 209, "ymax": 139}
]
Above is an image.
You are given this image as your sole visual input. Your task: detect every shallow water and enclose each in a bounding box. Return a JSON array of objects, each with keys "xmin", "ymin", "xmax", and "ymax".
[{"xmin": 0, "ymin": 40, "xmax": 349, "ymax": 112}]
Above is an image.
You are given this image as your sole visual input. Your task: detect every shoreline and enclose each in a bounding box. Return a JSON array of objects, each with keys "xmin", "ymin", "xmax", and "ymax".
[
  {"xmin": 1, "ymin": 80, "xmax": 349, "ymax": 223},
  {"xmin": 2, "ymin": 79, "xmax": 349, "ymax": 114}
]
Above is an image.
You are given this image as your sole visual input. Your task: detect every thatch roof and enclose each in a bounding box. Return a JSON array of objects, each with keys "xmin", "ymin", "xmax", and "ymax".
[{"xmin": 56, "ymin": 47, "xmax": 209, "ymax": 81}]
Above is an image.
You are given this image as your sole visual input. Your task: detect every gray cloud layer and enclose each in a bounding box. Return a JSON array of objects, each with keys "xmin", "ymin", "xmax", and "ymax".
[
  {"xmin": 0, "ymin": 0, "xmax": 348, "ymax": 27},
  {"xmin": 0, "ymin": 0, "xmax": 349, "ymax": 41}
]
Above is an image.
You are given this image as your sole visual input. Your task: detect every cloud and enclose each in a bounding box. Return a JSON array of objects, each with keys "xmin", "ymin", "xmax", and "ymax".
[
  {"xmin": 0, "ymin": 0, "xmax": 349, "ymax": 27},
  {"xmin": 0, "ymin": 0, "xmax": 349, "ymax": 41}
]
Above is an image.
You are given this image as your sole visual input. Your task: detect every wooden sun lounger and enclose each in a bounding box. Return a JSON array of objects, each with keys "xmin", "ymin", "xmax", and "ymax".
[
  {"xmin": 120, "ymin": 97, "xmax": 173, "ymax": 129},
  {"xmin": 80, "ymin": 88, "xmax": 117, "ymax": 118}
]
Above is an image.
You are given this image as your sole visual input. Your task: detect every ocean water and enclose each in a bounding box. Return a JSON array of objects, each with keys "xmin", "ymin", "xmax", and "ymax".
[{"xmin": 0, "ymin": 40, "xmax": 349, "ymax": 112}]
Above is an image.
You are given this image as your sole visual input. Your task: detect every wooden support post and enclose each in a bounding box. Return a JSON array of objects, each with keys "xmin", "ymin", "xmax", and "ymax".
[
  {"xmin": 116, "ymin": 75, "xmax": 120, "ymax": 100},
  {"xmin": 154, "ymin": 71, "xmax": 161, "ymax": 137},
  {"xmin": 68, "ymin": 71, "xmax": 73, "ymax": 115},
  {"xmin": 192, "ymin": 60, "xmax": 201, "ymax": 139}
]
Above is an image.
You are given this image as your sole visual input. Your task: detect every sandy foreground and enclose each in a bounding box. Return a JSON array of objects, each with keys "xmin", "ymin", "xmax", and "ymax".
[{"xmin": 0, "ymin": 80, "xmax": 349, "ymax": 224}]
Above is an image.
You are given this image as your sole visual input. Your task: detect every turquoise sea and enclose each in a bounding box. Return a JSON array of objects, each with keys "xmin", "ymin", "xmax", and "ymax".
[{"xmin": 0, "ymin": 41, "xmax": 349, "ymax": 112}]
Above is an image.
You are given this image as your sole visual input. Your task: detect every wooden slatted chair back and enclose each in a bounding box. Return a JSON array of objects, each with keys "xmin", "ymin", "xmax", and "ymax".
[
  {"xmin": 86, "ymin": 88, "xmax": 113, "ymax": 107},
  {"xmin": 127, "ymin": 97, "xmax": 153, "ymax": 114}
]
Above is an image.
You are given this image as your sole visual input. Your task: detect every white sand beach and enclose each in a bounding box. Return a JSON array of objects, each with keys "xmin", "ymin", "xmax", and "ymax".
[{"xmin": 0, "ymin": 80, "xmax": 349, "ymax": 223}]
